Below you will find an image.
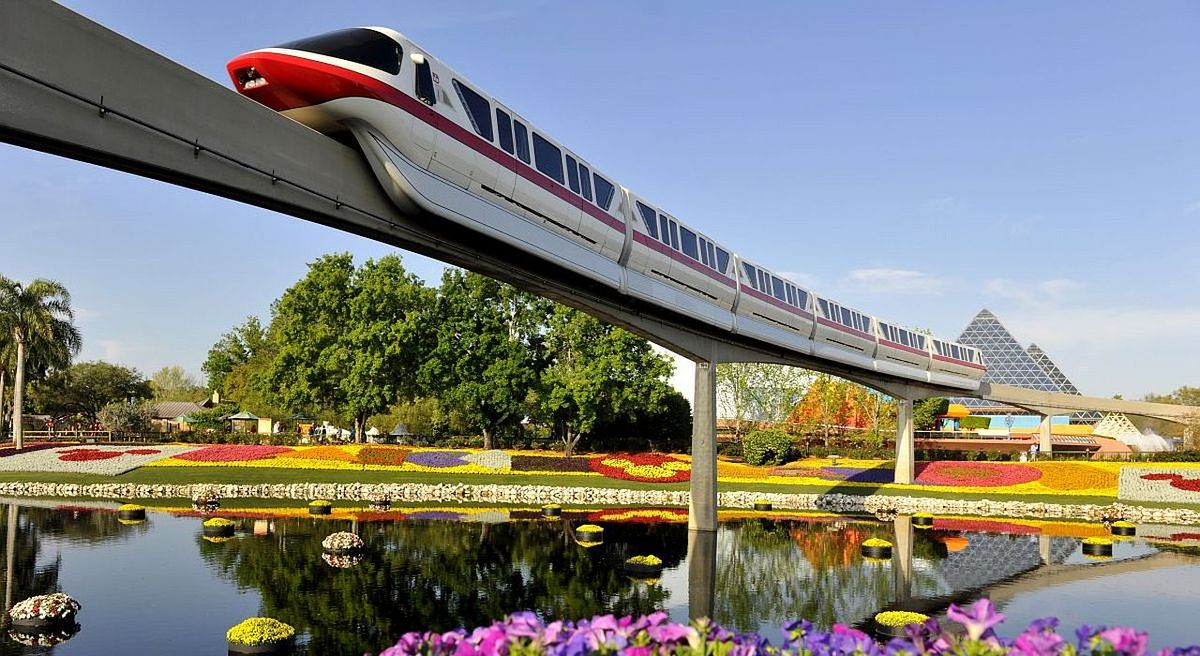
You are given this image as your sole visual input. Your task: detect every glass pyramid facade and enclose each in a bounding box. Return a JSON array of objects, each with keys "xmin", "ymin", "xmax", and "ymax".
[
  {"xmin": 1026, "ymin": 344, "xmax": 1101, "ymax": 423},
  {"xmin": 952, "ymin": 309, "xmax": 1096, "ymax": 423}
]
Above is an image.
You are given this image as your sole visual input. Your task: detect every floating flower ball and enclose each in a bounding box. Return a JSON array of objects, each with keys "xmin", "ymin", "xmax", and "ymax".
[
  {"xmin": 321, "ymin": 531, "xmax": 364, "ymax": 553},
  {"xmin": 542, "ymin": 503, "xmax": 562, "ymax": 517},
  {"xmin": 912, "ymin": 512, "xmax": 934, "ymax": 528},
  {"xmin": 625, "ymin": 554, "xmax": 664, "ymax": 575},
  {"xmin": 875, "ymin": 611, "xmax": 930, "ymax": 637},
  {"xmin": 308, "ymin": 499, "xmax": 333, "ymax": 515},
  {"xmin": 1111, "ymin": 520, "xmax": 1136, "ymax": 537},
  {"xmin": 117, "ymin": 503, "xmax": 146, "ymax": 521},
  {"xmin": 1081, "ymin": 536, "xmax": 1114, "ymax": 557},
  {"xmin": 8, "ymin": 593, "xmax": 81, "ymax": 625},
  {"xmin": 754, "ymin": 499, "xmax": 773, "ymax": 511},
  {"xmin": 202, "ymin": 517, "xmax": 235, "ymax": 537},
  {"xmin": 226, "ymin": 617, "xmax": 295, "ymax": 652},
  {"xmin": 861, "ymin": 537, "xmax": 893, "ymax": 559}
]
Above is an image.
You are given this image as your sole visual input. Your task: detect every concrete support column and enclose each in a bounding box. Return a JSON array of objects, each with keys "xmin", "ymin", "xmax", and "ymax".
[
  {"xmin": 894, "ymin": 399, "xmax": 914, "ymax": 484},
  {"xmin": 1039, "ymin": 415, "xmax": 1053, "ymax": 458},
  {"xmin": 892, "ymin": 516, "xmax": 913, "ymax": 604},
  {"xmin": 1038, "ymin": 534, "xmax": 1052, "ymax": 565},
  {"xmin": 689, "ymin": 358, "xmax": 718, "ymax": 532},
  {"xmin": 687, "ymin": 528, "xmax": 717, "ymax": 621}
]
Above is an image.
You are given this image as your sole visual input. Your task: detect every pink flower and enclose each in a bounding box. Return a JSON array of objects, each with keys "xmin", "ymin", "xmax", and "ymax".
[{"xmin": 1100, "ymin": 627, "xmax": 1150, "ymax": 656}]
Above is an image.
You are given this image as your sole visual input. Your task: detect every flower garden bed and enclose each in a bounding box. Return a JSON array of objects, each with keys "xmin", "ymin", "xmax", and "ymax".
[
  {"xmin": 1119, "ymin": 467, "xmax": 1200, "ymax": 503},
  {"xmin": 0, "ymin": 444, "xmax": 198, "ymax": 475}
]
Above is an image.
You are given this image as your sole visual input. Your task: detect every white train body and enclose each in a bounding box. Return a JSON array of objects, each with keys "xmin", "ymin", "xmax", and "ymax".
[{"xmin": 228, "ymin": 27, "xmax": 986, "ymax": 391}]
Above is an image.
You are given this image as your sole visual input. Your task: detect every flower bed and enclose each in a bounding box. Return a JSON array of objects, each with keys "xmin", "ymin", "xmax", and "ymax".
[
  {"xmin": 0, "ymin": 444, "xmax": 197, "ymax": 476},
  {"xmin": 1120, "ymin": 467, "xmax": 1200, "ymax": 503},
  {"xmin": 377, "ymin": 598, "xmax": 1193, "ymax": 656},
  {"xmin": 510, "ymin": 455, "xmax": 594, "ymax": 473},
  {"xmin": 589, "ymin": 453, "xmax": 691, "ymax": 483},
  {"xmin": 916, "ymin": 461, "xmax": 1043, "ymax": 487},
  {"xmin": 174, "ymin": 445, "xmax": 292, "ymax": 462}
]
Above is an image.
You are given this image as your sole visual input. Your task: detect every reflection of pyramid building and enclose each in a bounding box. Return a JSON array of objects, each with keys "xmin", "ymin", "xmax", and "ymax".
[{"xmin": 954, "ymin": 309, "xmax": 1099, "ymax": 423}]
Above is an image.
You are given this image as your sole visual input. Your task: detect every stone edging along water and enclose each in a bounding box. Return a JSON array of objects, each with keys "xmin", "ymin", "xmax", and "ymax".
[{"xmin": 4, "ymin": 481, "xmax": 1200, "ymax": 526}]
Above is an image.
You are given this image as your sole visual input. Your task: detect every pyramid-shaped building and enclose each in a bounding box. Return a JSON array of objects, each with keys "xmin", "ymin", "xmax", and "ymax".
[{"xmin": 953, "ymin": 309, "xmax": 1097, "ymax": 423}]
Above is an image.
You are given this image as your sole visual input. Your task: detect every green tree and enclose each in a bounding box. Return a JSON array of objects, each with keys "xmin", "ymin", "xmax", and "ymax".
[
  {"xmin": 202, "ymin": 316, "xmax": 269, "ymax": 392},
  {"xmin": 717, "ymin": 363, "xmax": 812, "ymax": 437},
  {"xmin": 539, "ymin": 306, "xmax": 674, "ymax": 455},
  {"xmin": 912, "ymin": 397, "xmax": 950, "ymax": 431},
  {"xmin": 421, "ymin": 270, "xmax": 550, "ymax": 449},
  {"xmin": 0, "ymin": 278, "xmax": 82, "ymax": 449},
  {"xmin": 268, "ymin": 253, "xmax": 431, "ymax": 442},
  {"xmin": 97, "ymin": 400, "xmax": 154, "ymax": 433},
  {"xmin": 149, "ymin": 365, "xmax": 203, "ymax": 401},
  {"xmin": 31, "ymin": 361, "xmax": 152, "ymax": 423}
]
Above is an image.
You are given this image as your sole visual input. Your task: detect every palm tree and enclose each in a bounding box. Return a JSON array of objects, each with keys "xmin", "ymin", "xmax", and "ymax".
[{"xmin": 0, "ymin": 278, "xmax": 82, "ymax": 449}]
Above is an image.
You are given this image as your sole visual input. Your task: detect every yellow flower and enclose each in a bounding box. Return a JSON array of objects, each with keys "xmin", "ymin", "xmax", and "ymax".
[
  {"xmin": 308, "ymin": 500, "xmax": 332, "ymax": 507},
  {"xmin": 626, "ymin": 555, "xmax": 663, "ymax": 567},
  {"xmin": 576, "ymin": 524, "xmax": 604, "ymax": 533},
  {"xmin": 1082, "ymin": 537, "xmax": 1113, "ymax": 546},
  {"xmin": 118, "ymin": 503, "xmax": 145, "ymax": 512},
  {"xmin": 875, "ymin": 611, "xmax": 929, "ymax": 628},
  {"xmin": 862, "ymin": 538, "xmax": 893, "ymax": 548},
  {"xmin": 1112, "ymin": 520, "xmax": 1135, "ymax": 528},
  {"xmin": 203, "ymin": 517, "xmax": 235, "ymax": 528},
  {"xmin": 226, "ymin": 618, "xmax": 295, "ymax": 645}
]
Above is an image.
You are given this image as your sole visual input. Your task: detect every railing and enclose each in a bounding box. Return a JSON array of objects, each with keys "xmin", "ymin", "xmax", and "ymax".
[
  {"xmin": 916, "ymin": 430, "xmax": 1028, "ymax": 441},
  {"xmin": 5, "ymin": 430, "xmax": 112, "ymax": 442}
]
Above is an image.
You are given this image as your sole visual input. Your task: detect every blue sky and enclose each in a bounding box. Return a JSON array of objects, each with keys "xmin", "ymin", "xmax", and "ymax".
[{"xmin": 2, "ymin": 1, "xmax": 1197, "ymax": 400}]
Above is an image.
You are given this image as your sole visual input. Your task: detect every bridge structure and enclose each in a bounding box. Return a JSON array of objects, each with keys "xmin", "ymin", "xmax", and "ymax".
[{"xmin": 1, "ymin": 1, "xmax": 1196, "ymax": 534}]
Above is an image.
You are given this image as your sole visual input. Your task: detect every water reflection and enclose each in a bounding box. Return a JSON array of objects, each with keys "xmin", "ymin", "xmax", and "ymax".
[{"xmin": 0, "ymin": 502, "xmax": 1199, "ymax": 655}]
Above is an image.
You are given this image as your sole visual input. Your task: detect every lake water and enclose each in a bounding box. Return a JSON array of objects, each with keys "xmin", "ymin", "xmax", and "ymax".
[{"xmin": 2, "ymin": 500, "xmax": 1199, "ymax": 654}]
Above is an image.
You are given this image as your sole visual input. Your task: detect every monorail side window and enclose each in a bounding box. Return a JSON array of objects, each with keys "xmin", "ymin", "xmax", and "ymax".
[
  {"xmin": 742, "ymin": 263, "xmax": 757, "ymax": 287},
  {"xmin": 771, "ymin": 277, "xmax": 785, "ymax": 301},
  {"xmin": 565, "ymin": 155, "xmax": 581, "ymax": 193},
  {"xmin": 531, "ymin": 133, "xmax": 564, "ymax": 184},
  {"xmin": 578, "ymin": 164, "xmax": 593, "ymax": 201},
  {"xmin": 278, "ymin": 28, "xmax": 402, "ymax": 74},
  {"xmin": 658, "ymin": 215, "xmax": 670, "ymax": 245},
  {"xmin": 593, "ymin": 174, "xmax": 615, "ymax": 210},
  {"xmin": 414, "ymin": 58, "xmax": 436, "ymax": 106},
  {"xmin": 495, "ymin": 109, "xmax": 514, "ymax": 154},
  {"xmin": 786, "ymin": 285, "xmax": 796, "ymax": 306},
  {"xmin": 668, "ymin": 220, "xmax": 680, "ymax": 250},
  {"xmin": 680, "ymin": 227, "xmax": 699, "ymax": 260},
  {"xmin": 794, "ymin": 288, "xmax": 807, "ymax": 309},
  {"xmin": 513, "ymin": 121, "xmax": 530, "ymax": 164},
  {"xmin": 452, "ymin": 80, "xmax": 493, "ymax": 141},
  {"xmin": 707, "ymin": 243, "xmax": 717, "ymax": 269},
  {"xmin": 637, "ymin": 202, "xmax": 658, "ymax": 238},
  {"xmin": 698, "ymin": 238, "xmax": 711, "ymax": 267},
  {"xmin": 716, "ymin": 248, "xmax": 730, "ymax": 274}
]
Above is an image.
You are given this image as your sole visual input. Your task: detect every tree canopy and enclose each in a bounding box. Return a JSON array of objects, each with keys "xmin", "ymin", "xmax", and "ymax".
[
  {"xmin": 31, "ymin": 360, "xmax": 152, "ymax": 421},
  {"xmin": 267, "ymin": 253, "xmax": 431, "ymax": 442}
]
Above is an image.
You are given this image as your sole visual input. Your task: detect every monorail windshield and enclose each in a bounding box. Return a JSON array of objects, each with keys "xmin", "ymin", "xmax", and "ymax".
[{"xmin": 277, "ymin": 28, "xmax": 402, "ymax": 75}]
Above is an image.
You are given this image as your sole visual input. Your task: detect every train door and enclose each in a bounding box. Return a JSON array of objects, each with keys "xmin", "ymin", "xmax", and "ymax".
[
  {"xmin": 406, "ymin": 53, "xmax": 437, "ymax": 168},
  {"xmin": 490, "ymin": 103, "xmax": 519, "ymax": 199}
]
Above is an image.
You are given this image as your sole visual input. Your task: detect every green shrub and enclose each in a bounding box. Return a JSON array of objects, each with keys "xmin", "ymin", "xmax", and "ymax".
[
  {"xmin": 958, "ymin": 416, "xmax": 992, "ymax": 430},
  {"xmin": 742, "ymin": 429, "xmax": 793, "ymax": 466}
]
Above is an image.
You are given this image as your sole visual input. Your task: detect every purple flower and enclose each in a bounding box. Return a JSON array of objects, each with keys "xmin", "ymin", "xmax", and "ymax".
[
  {"xmin": 947, "ymin": 598, "xmax": 1006, "ymax": 641},
  {"xmin": 406, "ymin": 451, "xmax": 468, "ymax": 468},
  {"xmin": 1099, "ymin": 627, "xmax": 1150, "ymax": 656}
]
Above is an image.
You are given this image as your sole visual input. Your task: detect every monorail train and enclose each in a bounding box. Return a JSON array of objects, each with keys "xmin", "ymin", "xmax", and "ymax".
[{"xmin": 227, "ymin": 27, "xmax": 986, "ymax": 389}]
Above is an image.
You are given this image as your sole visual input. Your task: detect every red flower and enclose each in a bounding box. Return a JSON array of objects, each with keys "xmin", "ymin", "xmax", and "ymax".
[
  {"xmin": 58, "ymin": 449, "xmax": 123, "ymax": 461},
  {"xmin": 174, "ymin": 445, "xmax": 292, "ymax": 462},
  {"xmin": 916, "ymin": 461, "xmax": 1042, "ymax": 487},
  {"xmin": 1141, "ymin": 473, "xmax": 1200, "ymax": 492}
]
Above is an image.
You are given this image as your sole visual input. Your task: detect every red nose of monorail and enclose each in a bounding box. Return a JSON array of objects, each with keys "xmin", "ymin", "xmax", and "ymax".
[{"xmin": 226, "ymin": 51, "xmax": 368, "ymax": 112}]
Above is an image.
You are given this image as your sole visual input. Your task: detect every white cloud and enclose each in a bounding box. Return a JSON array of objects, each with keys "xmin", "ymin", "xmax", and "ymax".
[
  {"xmin": 73, "ymin": 307, "xmax": 100, "ymax": 323},
  {"xmin": 92, "ymin": 339, "xmax": 128, "ymax": 363},
  {"xmin": 1185, "ymin": 201, "xmax": 1200, "ymax": 214},
  {"xmin": 846, "ymin": 268, "xmax": 951, "ymax": 295},
  {"xmin": 984, "ymin": 278, "xmax": 1084, "ymax": 306}
]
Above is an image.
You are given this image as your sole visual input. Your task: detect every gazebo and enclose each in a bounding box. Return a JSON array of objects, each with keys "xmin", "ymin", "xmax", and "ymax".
[
  {"xmin": 389, "ymin": 423, "xmax": 414, "ymax": 444},
  {"xmin": 226, "ymin": 410, "xmax": 260, "ymax": 433}
]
